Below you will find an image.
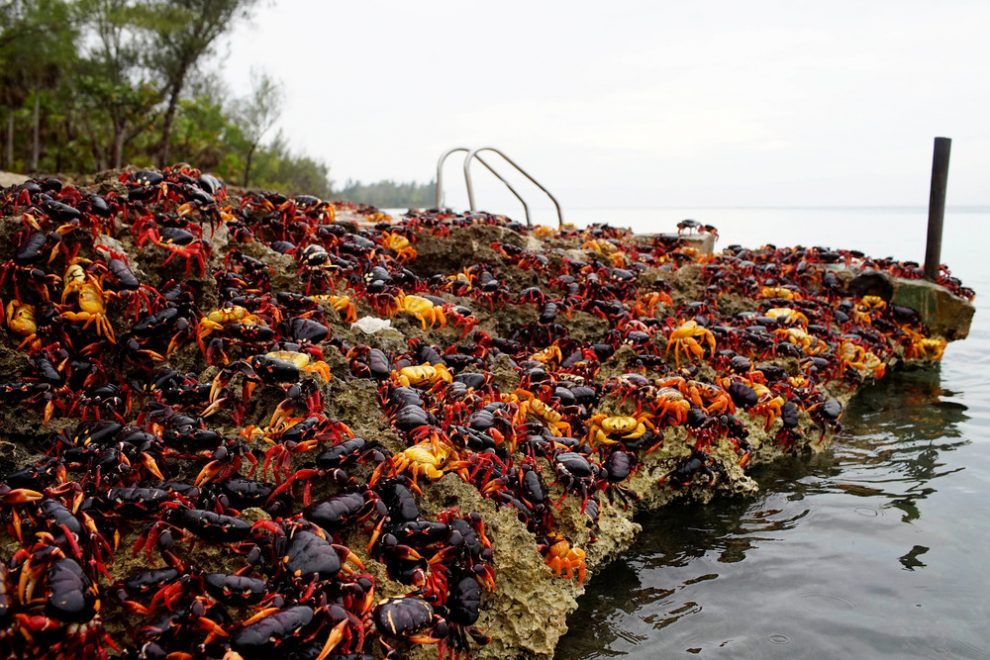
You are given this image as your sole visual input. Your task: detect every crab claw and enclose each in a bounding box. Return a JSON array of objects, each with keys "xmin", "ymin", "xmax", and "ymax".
[
  {"xmin": 293, "ymin": 439, "xmax": 320, "ymax": 454},
  {"xmin": 477, "ymin": 565, "xmax": 497, "ymax": 591},
  {"xmin": 336, "ymin": 545, "xmax": 365, "ymax": 571},
  {"xmin": 202, "ymin": 396, "xmax": 230, "ymax": 418},
  {"xmin": 123, "ymin": 600, "xmax": 150, "ymax": 616},
  {"xmin": 426, "ymin": 547, "xmax": 450, "ymax": 565},
  {"xmin": 0, "ymin": 488, "xmax": 44, "ymax": 504},
  {"xmin": 242, "ymin": 381, "xmax": 257, "ymax": 401},
  {"xmin": 445, "ymin": 459, "xmax": 472, "ymax": 481},
  {"xmin": 209, "ymin": 374, "xmax": 226, "ymax": 403},
  {"xmin": 193, "ymin": 460, "xmax": 225, "ymax": 487},
  {"xmin": 316, "ymin": 619, "xmax": 349, "ymax": 660},
  {"xmin": 366, "ymin": 517, "xmax": 387, "ymax": 553},
  {"xmin": 142, "ymin": 453, "xmax": 165, "ymax": 481},
  {"xmin": 166, "ymin": 334, "xmax": 186, "ymax": 356},
  {"xmin": 479, "ymin": 480, "xmax": 503, "ymax": 497},
  {"xmin": 239, "ymin": 606, "xmax": 281, "ymax": 627},
  {"xmin": 22, "ymin": 211, "xmax": 41, "ymax": 229},
  {"xmin": 131, "ymin": 347, "xmax": 167, "ymax": 363},
  {"xmin": 268, "ymin": 402, "xmax": 296, "ymax": 428},
  {"xmin": 197, "ymin": 615, "xmax": 231, "ymax": 644}
]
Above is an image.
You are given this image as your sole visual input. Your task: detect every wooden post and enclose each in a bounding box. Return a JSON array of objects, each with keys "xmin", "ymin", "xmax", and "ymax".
[{"xmin": 924, "ymin": 137, "xmax": 951, "ymax": 281}]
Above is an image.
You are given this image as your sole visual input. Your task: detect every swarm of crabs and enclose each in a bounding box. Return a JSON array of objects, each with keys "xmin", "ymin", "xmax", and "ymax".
[{"xmin": 0, "ymin": 165, "xmax": 970, "ymax": 659}]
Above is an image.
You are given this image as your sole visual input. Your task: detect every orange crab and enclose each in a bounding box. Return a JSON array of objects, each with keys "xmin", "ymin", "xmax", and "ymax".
[
  {"xmin": 758, "ymin": 285, "xmax": 802, "ymax": 301},
  {"xmin": 748, "ymin": 381, "xmax": 786, "ymax": 431},
  {"xmin": 530, "ymin": 344, "xmax": 563, "ymax": 368},
  {"xmin": 586, "ymin": 412, "xmax": 656, "ymax": 448},
  {"xmin": 582, "ymin": 238, "xmax": 626, "ymax": 267},
  {"xmin": 542, "ymin": 532, "xmax": 587, "ymax": 585},
  {"xmin": 266, "ymin": 350, "xmax": 333, "ymax": 380},
  {"xmin": 902, "ymin": 327, "xmax": 947, "ymax": 362},
  {"xmin": 838, "ymin": 341, "xmax": 886, "ymax": 379},
  {"xmin": 446, "ymin": 268, "xmax": 476, "ymax": 293},
  {"xmin": 664, "ymin": 320, "xmax": 716, "ymax": 368},
  {"xmin": 514, "ymin": 390, "xmax": 572, "ymax": 437},
  {"xmin": 776, "ymin": 327, "xmax": 828, "ymax": 356},
  {"xmin": 5, "ymin": 301, "xmax": 38, "ymax": 348},
  {"xmin": 60, "ymin": 263, "xmax": 116, "ymax": 342},
  {"xmin": 310, "ymin": 294, "xmax": 358, "ymax": 324},
  {"xmin": 658, "ymin": 376, "xmax": 734, "ymax": 415},
  {"xmin": 652, "ymin": 387, "xmax": 692, "ymax": 426},
  {"xmin": 372, "ymin": 440, "xmax": 466, "ymax": 486},
  {"xmin": 909, "ymin": 337, "xmax": 947, "ymax": 362},
  {"xmin": 630, "ymin": 291, "xmax": 673, "ymax": 317},
  {"xmin": 391, "ymin": 292, "xmax": 447, "ymax": 330},
  {"xmin": 381, "ymin": 231, "xmax": 417, "ymax": 262},
  {"xmin": 582, "ymin": 238, "xmax": 618, "ymax": 256},
  {"xmin": 766, "ymin": 307, "xmax": 809, "ymax": 327},
  {"xmin": 852, "ymin": 295, "xmax": 887, "ymax": 325},
  {"xmin": 394, "ymin": 363, "xmax": 453, "ymax": 388},
  {"xmin": 197, "ymin": 304, "xmax": 266, "ymax": 349}
]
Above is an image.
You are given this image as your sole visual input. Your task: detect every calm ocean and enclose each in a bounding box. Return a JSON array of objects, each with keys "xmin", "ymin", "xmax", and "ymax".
[
  {"xmin": 390, "ymin": 204, "xmax": 989, "ymax": 658},
  {"xmin": 553, "ymin": 206, "xmax": 990, "ymax": 659}
]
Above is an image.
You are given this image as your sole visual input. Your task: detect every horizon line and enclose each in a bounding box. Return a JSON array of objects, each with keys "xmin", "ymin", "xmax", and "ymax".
[{"xmin": 446, "ymin": 204, "xmax": 990, "ymax": 212}]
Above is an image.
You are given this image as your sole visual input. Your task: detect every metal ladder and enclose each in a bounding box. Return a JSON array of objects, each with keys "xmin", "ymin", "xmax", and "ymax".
[{"xmin": 435, "ymin": 147, "xmax": 564, "ymax": 227}]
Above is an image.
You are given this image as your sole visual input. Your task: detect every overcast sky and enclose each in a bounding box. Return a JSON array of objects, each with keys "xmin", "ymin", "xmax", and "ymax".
[{"xmin": 223, "ymin": 1, "xmax": 989, "ymax": 209}]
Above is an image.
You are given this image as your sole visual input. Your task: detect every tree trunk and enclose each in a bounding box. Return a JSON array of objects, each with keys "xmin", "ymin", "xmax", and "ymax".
[
  {"xmin": 6, "ymin": 109, "xmax": 13, "ymax": 169},
  {"xmin": 157, "ymin": 76, "xmax": 185, "ymax": 167},
  {"xmin": 111, "ymin": 122, "xmax": 126, "ymax": 169},
  {"xmin": 242, "ymin": 143, "xmax": 256, "ymax": 187},
  {"xmin": 30, "ymin": 90, "xmax": 40, "ymax": 172}
]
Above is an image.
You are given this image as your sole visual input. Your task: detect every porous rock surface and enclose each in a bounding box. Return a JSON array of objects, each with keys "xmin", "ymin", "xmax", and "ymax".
[{"xmin": 0, "ymin": 169, "xmax": 972, "ymax": 659}]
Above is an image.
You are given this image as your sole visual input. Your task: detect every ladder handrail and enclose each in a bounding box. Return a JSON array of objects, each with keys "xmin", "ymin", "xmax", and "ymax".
[
  {"xmin": 435, "ymin": 147, "xmax": 469, "ymax": 209},
  {"xmin": 474, "ymin": 154, "xmax": 531, "ymax": 226},
  {"xmin": 436, "ymin": 147, "xmax": 531, "ymax": 225},
  {"xmin": 463, "ymin": 147, "xmax": 564, "ymax": 227}
]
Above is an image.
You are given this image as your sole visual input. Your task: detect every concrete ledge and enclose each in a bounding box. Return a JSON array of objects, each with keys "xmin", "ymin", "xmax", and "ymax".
[
  {"xmin": 848, "ymin": 268, "xmax": 975, "ymax": 340},
  {"xmin": 634, "ymin": 232, "xmax": 717, "ymax": 255},
  {"xmin": 892, "ymin": 277, "xmax": 975, "ymax": 340},
  {"xmin": 0, "ymin": 171, "xmax": 28, "ymax": 187}
]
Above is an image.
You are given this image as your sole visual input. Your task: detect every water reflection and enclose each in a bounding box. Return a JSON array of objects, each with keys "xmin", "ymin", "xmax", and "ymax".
[
  {"xmin": 556, "ymin": 367, "xmax": 976, "ymax": 659},
  {"xmin": 837, "ymin": 368, "xmax": 969, "ymax": 525},
  {"xmin": 898, "ymin": 545, "xmax": 929, "ymax": 571}
]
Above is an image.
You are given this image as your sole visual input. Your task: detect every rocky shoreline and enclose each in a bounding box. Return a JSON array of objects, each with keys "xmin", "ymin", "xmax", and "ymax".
[{"xmin": 0, "ymin": 167, "xmax": 972, "ymax": 658}]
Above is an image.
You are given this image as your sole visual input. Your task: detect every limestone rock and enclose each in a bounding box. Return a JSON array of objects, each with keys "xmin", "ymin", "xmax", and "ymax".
[{"xmin": 893, "ymin": 277, "xmax": 975, "ymax": 339}]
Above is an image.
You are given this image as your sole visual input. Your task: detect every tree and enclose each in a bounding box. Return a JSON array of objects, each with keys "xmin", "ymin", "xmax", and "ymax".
[
  {"xmin": 0, "ymin": 2, "xmax": 29, "ymax": 168},
  {"xmin": 0, "ymin": 0, "xmax": 78, "ymax": 171},
  {"xmin": 251, "ymin": 131, "xmax": 333, "ymax": 198},
  {"xmin": 169, "ymin": 88, "xmax": 236, "ymax": 171},
  {"xmin": 334, "ymin": 179, "xmax": 436, "ymax": 208},
  {"xmin": 0, "ymin": 0, "xmax": 335, "ymax": 196},
  {"xmin": 144, "ymin": 0, "xmax": 257, "ymax": 167},
  {"xmin": 234, "ymin": 68, "xmax": 281, "ymax": 187},
  {"xmin": 76, "ymin": 0, "xmax": 161, "ymax": 168}
]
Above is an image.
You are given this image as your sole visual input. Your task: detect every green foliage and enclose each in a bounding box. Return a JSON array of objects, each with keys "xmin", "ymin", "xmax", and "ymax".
[
  {"xmin": 0, "ymin": 0, "xmax": 78, "ymax": 96},
  {"xmin": 141, "ymin": 0, "xmax": 260, "ymax": 165},
  {"xmin": 234, "ymin": 69, "xmax": 282, "ymax": 187},
  {"xmin": 334, "ymin": 179, "xmax": 436, "ymax": 209},
  {"xmin": 0, "ymin": 0, "xmax": 335, "ymax": 199}
]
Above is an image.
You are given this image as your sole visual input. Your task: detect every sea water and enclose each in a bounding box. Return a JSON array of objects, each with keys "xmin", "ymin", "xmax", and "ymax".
[{"xmin": 549, "ymin": 207, "xmax": 990, "ymax": 659}]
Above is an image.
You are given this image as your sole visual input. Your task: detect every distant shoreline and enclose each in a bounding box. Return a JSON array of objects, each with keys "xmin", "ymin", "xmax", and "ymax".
[
  {"xmin": 525, "ymin": 205, "xmax": 990, "ymax": 212},
  {"xmin": 3, "ymin": 171, "xmax": 986, "ymax": 213}
]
